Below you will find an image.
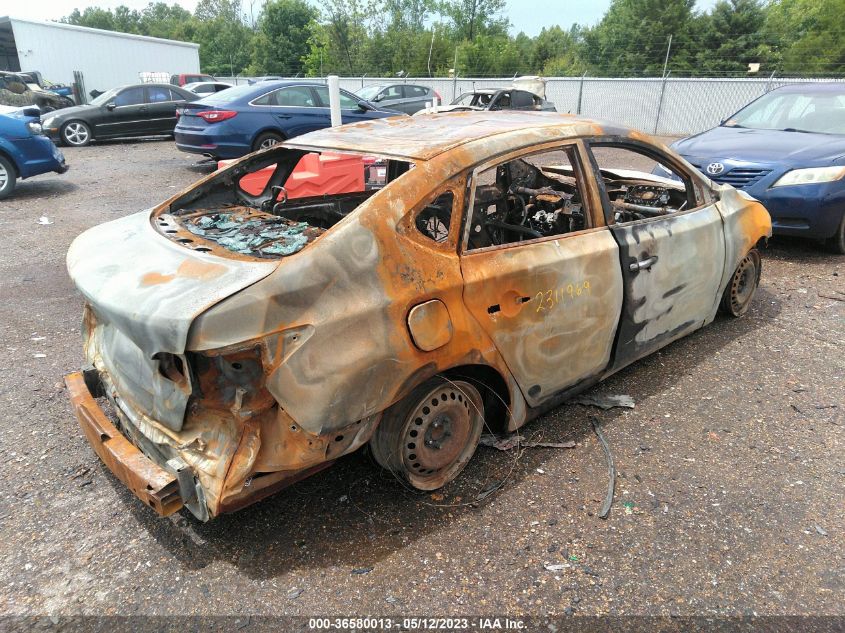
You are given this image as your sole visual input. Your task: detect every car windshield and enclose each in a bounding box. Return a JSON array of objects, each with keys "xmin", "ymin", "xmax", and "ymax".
[
  {"xmin": 89, "ymin": 88, "xmax": 120, "ymax": 106},
  {"xmin": 724, "ymin": 89, "xmax": 845, "ymax": 135},
  {"xmin": 357, "ymin": 85, "xmax": 384, "ymax": 101},
  {"xmin": 201, "ymin": 83, "xmax": 263, "ymax": 104}
]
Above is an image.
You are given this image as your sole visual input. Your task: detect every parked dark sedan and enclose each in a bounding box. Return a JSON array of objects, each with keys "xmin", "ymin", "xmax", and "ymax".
[
  {"xmin": 41, "ymin": 84, "xmax": 200, "ymax": 147},
  {"xmin": 666, "ymin": 83, "xmax": 845, "ymax": 253},
  {"xmin": 356, "ymin": 83, "xmax": 440, "ymax": 114},
  {"xmin": 174, "ymin": 81, "xmax": 401, "ymax": 159}
]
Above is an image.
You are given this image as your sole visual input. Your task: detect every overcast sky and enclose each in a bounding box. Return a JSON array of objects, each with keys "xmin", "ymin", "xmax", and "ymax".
[{"xmin": 4, "ymin": 0, "xmax": 718, "ymax": 37}]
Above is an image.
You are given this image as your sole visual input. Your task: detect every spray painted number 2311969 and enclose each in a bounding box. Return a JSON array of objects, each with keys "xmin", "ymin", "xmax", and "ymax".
[{"xmin": 536, "ymin": 281, "xmax": 591, "ymax": 312}]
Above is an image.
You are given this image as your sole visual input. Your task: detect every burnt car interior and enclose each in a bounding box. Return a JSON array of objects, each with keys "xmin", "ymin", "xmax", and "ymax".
[
  {"xmin": 588, "ymin": 142, "xmax": 697, "ymax": 223},
  {"xmin": 466, "ymin": 147, "xmax": 588, "ymax": 250},
  {"xmin": 416, "ymin": 191, "xmax": 455, "ymax": 243},
  {"xmin": 156, "ymin": 148, "xmax": 413, "ymax": 259}
]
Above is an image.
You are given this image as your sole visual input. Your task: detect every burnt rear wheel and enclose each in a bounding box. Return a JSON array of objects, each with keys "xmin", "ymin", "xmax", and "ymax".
[
  {"xmin": 721, "ymin": 249, "xmax": 761, "ymax": 317},
  {"xmin": 370, "ymin": 377, "xmax": 484, "ymax": 491}
]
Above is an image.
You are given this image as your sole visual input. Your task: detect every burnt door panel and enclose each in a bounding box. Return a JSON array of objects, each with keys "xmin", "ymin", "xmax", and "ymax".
[
  {"xmin": 608, "ymin": 205, "xmax": 726, "ymax": 370},
  {"xmin": 460, "ymin": 230, "xmax": 623, "ymax": 407}
]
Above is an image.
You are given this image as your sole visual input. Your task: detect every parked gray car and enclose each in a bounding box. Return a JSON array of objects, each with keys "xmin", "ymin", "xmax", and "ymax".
[{"xmin": 356, "ymin": 83, "xmax": 440, "ymax": 114}]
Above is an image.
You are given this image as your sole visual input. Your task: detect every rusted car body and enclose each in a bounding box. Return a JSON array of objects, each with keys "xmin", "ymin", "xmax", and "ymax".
[{"xmin": 65, "ymin": 112, "xmax": 771, "ymax": 521}]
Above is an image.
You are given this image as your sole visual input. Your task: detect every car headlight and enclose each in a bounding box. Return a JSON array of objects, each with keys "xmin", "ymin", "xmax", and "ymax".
[
  {"xmin": 772, "ymin": 166, "xmax": 845, "ymax": 188},
  {"xmin": 26, "ymin": 121, "xmax": 43, "ymax": 135},
  {"xmin": 42, "ymin": 117, "xmax": 55, "ymax": 129}
]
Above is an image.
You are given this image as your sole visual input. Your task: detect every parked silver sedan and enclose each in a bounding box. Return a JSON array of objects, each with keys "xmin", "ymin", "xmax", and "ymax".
[{"xmin": 356, "ymin": 83, "xmax": 440, "ymax": 114}]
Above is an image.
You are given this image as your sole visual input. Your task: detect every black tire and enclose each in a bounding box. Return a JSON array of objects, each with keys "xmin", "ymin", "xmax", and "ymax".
[
  {"xmin": 0, "ymin": 154, "xmax": 17, "ymax": 200},
  {"xmin": 370, "ymin": 376, "xmax": 484, "ymax": 491},
  {"xmin": 61, "ymin": 120, "xmax": 92, "ymax": 147},
  {"xmin": 825, "ymin": 214, "xmax": 845, "ymax": 255},
  {"xmin": 251, "ymin": 131, "xmax": 284, "ymax": 152},
  {"xmin": 720, "ymin": 249, "xmax": 761, "ymax": 317}
]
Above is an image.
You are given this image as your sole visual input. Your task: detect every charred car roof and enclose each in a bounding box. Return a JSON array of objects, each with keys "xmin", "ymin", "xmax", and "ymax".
[{"xmin": 283, "ymin": 111, "xmax": 622, "ymax": 162}]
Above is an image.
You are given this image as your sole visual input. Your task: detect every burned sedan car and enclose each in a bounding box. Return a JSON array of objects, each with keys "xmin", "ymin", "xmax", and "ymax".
[{"xmin": 65, "ymin": 112, "xmax": 771, "ymax": 521}]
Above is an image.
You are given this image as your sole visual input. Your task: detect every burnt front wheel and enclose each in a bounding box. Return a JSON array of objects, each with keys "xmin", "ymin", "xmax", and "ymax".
[
  {"xmin": 370, "ymin": 377, "xmax": 484, "ymax": 491},
  {"xmin": 721, "ymin": 249, "xmax": 761, "ymax": 317}
]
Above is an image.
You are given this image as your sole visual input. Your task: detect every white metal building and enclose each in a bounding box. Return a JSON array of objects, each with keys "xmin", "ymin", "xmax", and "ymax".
[{"xmin": 0, "ymin": 16, "xmax": 200, "ymax": 92}]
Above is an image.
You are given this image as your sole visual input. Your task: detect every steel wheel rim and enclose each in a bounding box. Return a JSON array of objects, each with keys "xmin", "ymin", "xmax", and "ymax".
[
  {"xmin": 64, "ymin": 122, "xmax": 89, "ymax": 145},
  {"xmin": 731, "ymin": 254, "xmax": 757, "ymax": 313},
  {"xmin": 0, "ymin": 162, "xmax": 8, "ymax": 190},
  {"xmin": 400, "ymin": 380, "xmax": 483, "ymax": 489}
]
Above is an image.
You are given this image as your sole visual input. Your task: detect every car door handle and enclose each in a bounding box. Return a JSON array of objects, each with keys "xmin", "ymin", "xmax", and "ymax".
[
  {"xmin": 629, "ymin": 255, "xmax": 658, "ymax": 272},
  {"xmin": 276, "ymin": 113, "xmax": 292, "ymax": 119},
  {"xmin": 139, "ymin": 106, "xmax": 148, "ymax": 112}
]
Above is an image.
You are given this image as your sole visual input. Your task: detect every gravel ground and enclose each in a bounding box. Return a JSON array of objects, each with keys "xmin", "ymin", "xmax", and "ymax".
[{"xmin": 0, "ymin": 138, "xmax": 842, "ymax": 620}]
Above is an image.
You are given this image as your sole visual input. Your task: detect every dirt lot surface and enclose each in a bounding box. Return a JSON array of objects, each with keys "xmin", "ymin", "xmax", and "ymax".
[{"xmin": 0, "ymin": 139, "xmax": 842, "ymax": 621}]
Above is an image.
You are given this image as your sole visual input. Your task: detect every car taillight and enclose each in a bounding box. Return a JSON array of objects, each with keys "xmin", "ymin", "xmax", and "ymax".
[
  {"xmin": 434, "ymin": 90, "xmax": 442, "ymax": 104},
  {"xmin": 198, "ymin": 110, "xmax": 237, "ymax": 123}
]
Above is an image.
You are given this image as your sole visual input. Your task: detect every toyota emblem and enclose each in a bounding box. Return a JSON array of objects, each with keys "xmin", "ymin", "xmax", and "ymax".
[{"xmin": 706, "ymin": 162, "xmax": 725, "ymax": 176}]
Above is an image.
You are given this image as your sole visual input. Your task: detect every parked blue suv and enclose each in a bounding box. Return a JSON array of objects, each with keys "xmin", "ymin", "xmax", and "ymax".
[
  {"xmin": 174, "ymin": 81, "xmax": 402, "ymax": 159},
  {"xmin": 0, "ymin": 107, "xmax": 68, "ymax": 199}
]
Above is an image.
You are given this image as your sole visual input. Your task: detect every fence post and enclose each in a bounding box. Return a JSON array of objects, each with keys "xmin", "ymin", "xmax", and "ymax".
[
  {"xmin": 764, "ymin": 70, "xmax": 776, "ymax": 94},
  {"xmin": 653, "ymin": 72, "xmax": 670, "ymax": 135},
  {"xmin": 452, "ymin": 47, "xmax": 458, "ymax": 102},
  {"xmin": 576, "ymin": 71, "xmax": 587, "ymax": 115}
]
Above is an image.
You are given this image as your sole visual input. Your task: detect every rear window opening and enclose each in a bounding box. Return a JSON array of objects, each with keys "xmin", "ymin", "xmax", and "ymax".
[{"xmin": 155, "ymin": 148, "xmax": 410, "ymax": 259}]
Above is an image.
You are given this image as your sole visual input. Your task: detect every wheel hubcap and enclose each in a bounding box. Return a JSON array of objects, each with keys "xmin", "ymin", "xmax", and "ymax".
[
  {"xmin": 65, "ymin": 123, "xmax": 89, "ymax": 145},
  {"xmin": 0, "ymin": 163, "xmax": 8, "ymax": 189},
  {"xmin": 260, "ymin": 137, "xmax": 279, "ymax": 149}
]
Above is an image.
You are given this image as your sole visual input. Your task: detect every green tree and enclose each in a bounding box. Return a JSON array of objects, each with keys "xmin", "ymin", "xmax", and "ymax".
[
  {"xmin": 251, "ymin": 0, "xmax": 317, "ymax": 75},
  {"xmin": 138, "ymin": 3, "xmax": 194, "ymax": 39},
  {"xmin": 436, "ymin": 0, "xmax": 508, "ymax": 42},
  {"xmin": 765, "ymin": 0, "xmax": 845, "ymax": 74},
  {"xmin": 62, "ymin": 7, "xmax": 118, "ymax": 30},
  {"xmin": 694, "ymin": 0, "xmax": 770, "ymax": 73},
  {"xmin": 581, "ymin": 0, "xmax": 697, "ymax": 76},
  {"xmin": 532, "ymin": 25, "xmax": 585, "ymax": 74}
]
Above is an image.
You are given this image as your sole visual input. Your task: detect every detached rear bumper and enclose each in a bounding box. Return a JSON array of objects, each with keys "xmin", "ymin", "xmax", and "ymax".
[{"xmin": 64, "ymin": 371, "xmax": 183, "ymax": 516}]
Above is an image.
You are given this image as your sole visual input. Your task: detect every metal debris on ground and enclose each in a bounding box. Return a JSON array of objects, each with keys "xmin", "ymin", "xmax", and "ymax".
[
  {"xmin": 351, "ymin": 567, "xmax": 373, "ymax": 575},
  {"xmin": 815, "ymin": 525, "xmax": 828, "ymax": 536},
  {"xmin": 37, "ymin": 216, "xmax": 52, "ymax": 225},
  {"xmin": 479, "ymin": 434, "xmax": 576, "ymax": 451},
  {"xmin": 474, "ymin": 479, "xmax": 506, "ymax": 504},
  {"xmin": 573, "ymin": 394, "xmax": 635, "ymax": 410},
  {"xmin": 543, "ymin": 562, "xmax": 570, "ymax": 572},
  {"xmin": 287, "ymin": 587, "xmax": 304, "ymax": 599},
  {"xmin": 591, "ymin": 418, "xmax": 616, "ymax": 520}
]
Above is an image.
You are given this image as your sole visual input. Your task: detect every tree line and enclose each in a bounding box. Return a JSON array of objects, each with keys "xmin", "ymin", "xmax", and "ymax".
[{"xmin": 61, "ymin": 0, "xmax": 845, "ymax": 78}]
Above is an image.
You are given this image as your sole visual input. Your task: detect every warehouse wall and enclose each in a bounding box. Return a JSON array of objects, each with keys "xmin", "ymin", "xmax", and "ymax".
[{"xmin": 9, "ymin": 18, "xmax": 199, "ymax": 92}]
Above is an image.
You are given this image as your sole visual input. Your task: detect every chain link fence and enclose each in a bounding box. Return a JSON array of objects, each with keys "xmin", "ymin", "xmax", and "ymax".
[{"xmin": 215, "ymin": 75, "xmax": 840, "ymax": 136}]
